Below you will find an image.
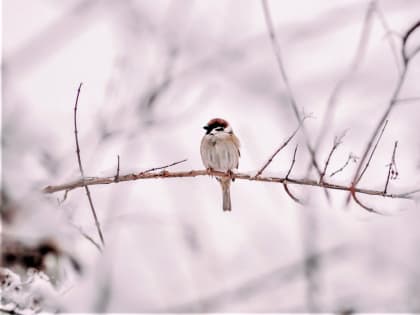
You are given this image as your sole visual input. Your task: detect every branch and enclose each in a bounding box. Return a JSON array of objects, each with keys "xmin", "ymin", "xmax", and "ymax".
[
  {"xmin": 356, "ymin": 120, "xmax": 388, "ymax": 184},
  {"xmin": 384, "ymin": 141, "xmax": 398, "ymax": 194},
  {"xmin": 260, "ymin": 0, "xmax": 324, "ymax": 180},
  {"xmin": 139, "ymin": 158, "xmax": 187, "ymax": 174},
  {"xmin": 114, "ymin": 155, "xmax": 120, "ymax": 182},
  {"xmin": 255, "ymin": 119, "xmax": 305, "ymax": 177},
  {"xmin": 283, "ymin": 145, "xmax": 302, "ymax": 204},
  {"xmin": 320, "ymin": 133, "xmax": 346, "ymax": 183},
  {"xmin": 351, "ymin": 188, "xmax": 385, "ymax": 215},
  {"xmin": 402, "ymin": 20, "xmax": 420, "ymax": 65},
  {"xmin": 73, "ymin": 83, "xmax": 105, "ymax": 247},
  {"xmin": 69, "ymin": 222, "xmax": 102, "ymax": 253},
  {"xmin": 329, "ymin": 153, "xmax": 358, "ymax": 178},
  {"xmin": 42, "ymin": 168, "xmax": 417, "ymax": 202},
  {"xmin": 313, "ymin": 1, "xmax": 376, "ymax": 156},
  {"xmin": 347, "ymin": 20, "xmax": 419, "ymax": 202}
]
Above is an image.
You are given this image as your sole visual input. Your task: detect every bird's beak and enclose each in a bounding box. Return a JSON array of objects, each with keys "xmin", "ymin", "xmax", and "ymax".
[{"xmin": 203, "ymin": 126, "xmax": 208, "ymax": 130}]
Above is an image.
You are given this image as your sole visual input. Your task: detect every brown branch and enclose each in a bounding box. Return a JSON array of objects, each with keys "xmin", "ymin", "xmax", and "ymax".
[
  {"xmin": 320, "ymin": 133, "xmax": 346, "ymax": 183},
  {"xmin": 384, "ymin": 141, "xmax": 398, "ymax": 194},
  {"xmin": 356, "ymin": 119, "xmax": 388, "ymax": 184},
  {"xmin": 255, "ymin": 120, "xmax": 305, "ymax": 177},
  {"xmin": 260, "ymin": 0, "xmax": 324, "ymax": 180},
  {"xmin": 114, "ymin": 155, "xmax": 120, "ymax": 182},
  {"xmin": 283, "ymin": 145, "xmax": 301, "ymax": 204},
  {"xmin": 348, "ymin": 22, "xmax": 412, "ymax": 202},
  {"xmin": 138, "ymin": 158, "xmax": 187, "ymax": 175},
  {"xmin": 286, "ymin": 145, "xmax": 298, "ymax": 180},
  {"xmin": 42, "ymin": 168, "xmax": 417, "ymax": 203},
  {"xmin": 329, "ymin": 153, "xmax": 358, "ymax": 178},
  {"xmin": 351, "ymin": 189, "xmax": 385, "ymax": 215},
  {"xmin": 73, "ymin": 83, "xmax": 105, "ymax": 247}
]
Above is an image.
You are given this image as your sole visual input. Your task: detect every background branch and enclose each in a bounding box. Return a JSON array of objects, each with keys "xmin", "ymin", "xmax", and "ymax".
[{"xmin": 73, "ymin": 83, "xmax": 105, "ymax": 247}]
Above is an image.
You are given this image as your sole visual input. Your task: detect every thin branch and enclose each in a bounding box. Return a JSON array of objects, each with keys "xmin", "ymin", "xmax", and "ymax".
[
  {"xmin": 255, "ymin": 120, "xmax": 305, "ymax": 177},
  {"xmin": 329, "ymin": 153, "xmax": 358, "ymax": 178},
  {"xmin": 286, "ymin": 145, "xmax": 298, "ymax": 180},
  {"xmin": 114, "ymin": 155, "xmax": 120, "ymax": 182},
  {"xmin": 374, "ymin": 1, "xmax": 402, "ymax": 74},
  {"xmin": 139, "ymin": 158, "xmax": 187, "ymax": 174},
  {"xmin": 42, "ymin": 168, "xmax": 418, "ymax": 203},
  {"xmin": 402, "ymin": 20, "xmax": 420, "ymax": 65},
  {"xmin": 384, "ymin": 141, "xmax": 398, "ymax": 194},
  {"xmin": 356, "ymin": 119, "xmax": 388, "ymax": 184},
  {"xmin": 320, "ymin": 133, "xmax": 346, "ymax": 183},
  {"xmin": 351, "ymin": 189, "xmax": 385, "ymax": 215},
  {"xmin": 73, "ymin": 83, "xmax": 105, "ymax": 247},
  {"xmin": 312, "ymin": 1, "xmax": 401, "ymax": 175},
  {"xmin": 69, "ymin": 222, "xmax": 102, "ymax": 253},
  {"xmin": 395, "ymin": 97, "xmax": 420, "ymax": 104},
  {"xmin": 260, "ymin": 0, "xmax": 324, "ymax": 180},
  {"xmin": 283, "ymin": 145, "xmax": 301, "ymax": 204}
]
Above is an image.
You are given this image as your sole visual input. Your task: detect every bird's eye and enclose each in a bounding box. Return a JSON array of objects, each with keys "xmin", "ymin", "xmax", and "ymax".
[{"xmin": 215, "ymin": 127, "xmax": 224, "ymax": 131}]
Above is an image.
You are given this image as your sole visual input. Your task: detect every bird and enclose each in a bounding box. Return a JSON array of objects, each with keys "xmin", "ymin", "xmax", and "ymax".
[{"xmin": 200, "ymin": 118, "xmax": 240, "ymax": 211}]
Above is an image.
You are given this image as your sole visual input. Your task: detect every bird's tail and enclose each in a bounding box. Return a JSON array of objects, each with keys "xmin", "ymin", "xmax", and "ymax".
[{"xmin": 220, "ymin": 178, "xmax": 232, "ymax": 211}]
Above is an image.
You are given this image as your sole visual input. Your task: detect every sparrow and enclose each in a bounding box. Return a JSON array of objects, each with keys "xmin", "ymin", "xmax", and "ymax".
[{"xmin": 200, "ymin": 118, "xmax": 241, "ymax": 211}]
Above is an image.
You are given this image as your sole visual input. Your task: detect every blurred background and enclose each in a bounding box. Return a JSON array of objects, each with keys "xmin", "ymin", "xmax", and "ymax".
[{"xmin": 2, "ymin": 0, "xmax": 420, "ymax": 312}]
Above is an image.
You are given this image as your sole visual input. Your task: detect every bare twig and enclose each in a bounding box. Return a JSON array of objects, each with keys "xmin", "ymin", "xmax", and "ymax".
[
  {"xmin": 69, "ymin": 222, "xmax": 102, "ymax": 253},
  {"xmin": 286, "ymin": 145, "xmax": 298, "ymax": 180},
  {"xmin": 395, "ymin": 97, "xmax": 420, "ymax": 104},
  {"xmin": 349, "ymin": 20, "xmax": 419, "ymax": 193},
  {"xmin": 261, "ymin": 0, "xmax": 324, "ymax": 180},
  {"xmin": 402, "ymin": 20, "xmax": 420, "ymax": 65},
  {"xmin": 283, "ymin": 145, "xmax": 301, "ymax": 204},
  {"xmin": 73, "ymin": 83, "xmax": 105, "ymax": 247},
  {"xmin": 351, "ymin": 189, "xmax": 385, "ymax": 215},
  {"xmin": 329, "ymin": 154, "xmax": 358, "ymax": 178},
  {"xmin": 312, "ymin": 1, "xmax": 401, "ymax": 174},
  {"xmin": 320, "ymin": 133, "xmax": 346, "ymax": 183},
  {"xmin": 374, "ymin": 1, "xmax": 402, "ymax": 74},
  {"xmin": 114, "ymin": 155, "xmax": 120, "ymax": 182},
  {"xmin": 255, "ymin": 120, "xmax": 305, "ymax": 177},
  {"xmin": 139, "ymin": 158, "xmax": 187, "ymax": 175},
  {"xmin": 384, "ymin": 141, "xmax": 398, "ymax": 194},
  {"xmin": 356, "ymin": 119, "xmax": 388, "ymax": 184}
]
